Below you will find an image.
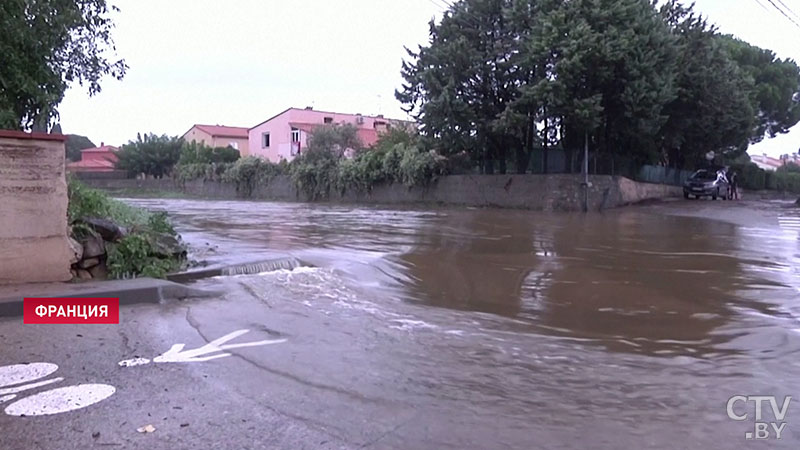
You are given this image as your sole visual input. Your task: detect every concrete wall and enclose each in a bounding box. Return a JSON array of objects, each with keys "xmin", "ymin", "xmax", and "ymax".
[
  {"xmin": 0, "ymin": 130, "xmax": 73, "ymax": 283},
  {"xmin": 86, "ymin": 173, "xmax": 681, "ymax": 211}
]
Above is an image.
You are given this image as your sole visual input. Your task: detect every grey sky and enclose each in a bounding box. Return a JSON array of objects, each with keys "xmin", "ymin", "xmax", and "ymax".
[{"xmin": 58, "ymin": 0, "xmax": 800, "ymax": 157}]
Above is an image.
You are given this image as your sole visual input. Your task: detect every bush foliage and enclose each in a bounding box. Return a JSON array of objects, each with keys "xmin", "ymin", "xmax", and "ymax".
[
  {"xmin": 222, "ymin": 156, "xmax": 285, "ymax": 196},
  {"xmin": 67, "ymin": 178, "xmax": 185, "ymax": 278},
  {"xmin": 170, "ymin": 125, "xmax": 447, "ymax": 199},
  {"xmin": 115, "ymin": 133, "xmax": 183, "ymax": 178}
]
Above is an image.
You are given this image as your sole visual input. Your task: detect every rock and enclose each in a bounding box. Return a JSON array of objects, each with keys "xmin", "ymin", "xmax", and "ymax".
[
  {"xmin": 81, "ymin": 217, "xmax": 127, "ymax": 242},
  {"xmin": 70, "ymin": 269, "xmax": 78, "ymax": 279},
  {"xmin": 68, "ymin": 237, "xmax": 83, "ymax": 264},
  {"xmin": 76, "ymin": 269, "xmax": 92, "ymax": 280},
  {"xmin": 88, "ymin": 262, "xmax": 108, "ymax": 280},
  {"xmin": 81, "ymin": 234, "xmax": 106, "ymax": 258},
  {"xmin": 151, "ymin": 232, "xmax": 187, "ymax": 259},
  {"xmin": 79, "ymin": 257, "xmax": 100, "ymax": 269}
]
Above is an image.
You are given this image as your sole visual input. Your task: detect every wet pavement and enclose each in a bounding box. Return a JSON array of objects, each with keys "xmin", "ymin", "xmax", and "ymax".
[{"xmin": 1, "ymin": 198, "xmax": 799, "ymax": 449}]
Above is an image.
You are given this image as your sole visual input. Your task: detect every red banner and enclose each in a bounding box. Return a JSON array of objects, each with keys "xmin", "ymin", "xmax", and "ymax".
[{"xmin": 23, "ymin": 298, "xmax": 120, "ymax": 324}]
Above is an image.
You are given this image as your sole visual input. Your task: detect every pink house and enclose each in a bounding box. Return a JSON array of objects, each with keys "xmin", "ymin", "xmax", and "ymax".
[
  {"xmin": 247, "ymin": 107, "xmax": 411, "ymax": 162},
  {"xmin": 66, "ymin": 143, "xmax": 119, "ymax": 172}
]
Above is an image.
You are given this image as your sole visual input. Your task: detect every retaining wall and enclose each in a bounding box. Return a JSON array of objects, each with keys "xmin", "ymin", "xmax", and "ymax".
[{"xmin": 86, "ymin": 173, "xmax": 682, "ymax": 211}]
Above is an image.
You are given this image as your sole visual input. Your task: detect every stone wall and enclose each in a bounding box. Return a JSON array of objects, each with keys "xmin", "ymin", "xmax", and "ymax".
[
  {"xmin": 0, "ymin": 130, "xmax": 73, "ymax": 283},
  {"xmin": 86, "ymin": 173, "xmax": 681, "ymax": 211}
]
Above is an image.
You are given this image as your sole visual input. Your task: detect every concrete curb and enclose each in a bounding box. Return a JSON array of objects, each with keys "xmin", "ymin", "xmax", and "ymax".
[
  {"xmin": 0, "ymin": 278, "xmax": 221, "ymax": 318},
  {"xmin": 166, "ymin": 257, "xmax": 306, "ymax": 283}
]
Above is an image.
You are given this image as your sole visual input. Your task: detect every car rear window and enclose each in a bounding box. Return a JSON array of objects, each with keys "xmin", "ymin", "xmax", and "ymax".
[{"xmin": 692, "ymin": 171, "xmax": 717, "ymax": 180}]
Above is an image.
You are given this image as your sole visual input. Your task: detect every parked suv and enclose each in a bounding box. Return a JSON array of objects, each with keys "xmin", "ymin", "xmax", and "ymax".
[{"xmin": 683, "ymin": 169, "xmax": 729, "ymax": 200}]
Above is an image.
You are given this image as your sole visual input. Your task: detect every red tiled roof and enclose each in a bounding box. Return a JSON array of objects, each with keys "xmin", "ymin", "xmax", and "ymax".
[
  {"xmin": 193, "ymin": 125, "xmax": 249, "ymax": 138},
  {"xmin": 80, "ymin": 145, "xmax": 118, "ymax": 153},
  {"xmin": 288, "ymin": 123, "xmax": 318, "ymax": 134},
  {"xmin": 250, "ymin": 107, "xmax": 414, "ymax": 131},
  {"xmin": 289, "ymin": 123, "xmax": 380, "ymax": 147}
]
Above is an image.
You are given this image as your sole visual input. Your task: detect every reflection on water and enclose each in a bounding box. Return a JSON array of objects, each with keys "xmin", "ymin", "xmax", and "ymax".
[{"xmin": 124, "ymin": 198, "xmax": 800, "ymax": 447}]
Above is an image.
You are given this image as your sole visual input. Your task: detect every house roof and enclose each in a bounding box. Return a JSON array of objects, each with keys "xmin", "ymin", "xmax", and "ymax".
[
  {"xmin": 249, "ymin": 107, "xmax": 412, "ymax": 131},
  {"xmin": 80, "ymin": 145, "xmax": 118, "ymax": 153},
  {"xmin": 289, "ymin": 122, "xmax": 379, "ymax": 147},
  {"xmin": 188, "ymin": 124, "xmax": 249, "ymax": 139}
]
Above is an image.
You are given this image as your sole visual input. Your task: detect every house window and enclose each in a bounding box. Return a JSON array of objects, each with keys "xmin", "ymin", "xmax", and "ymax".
[
  {"xmin": 291, "ymin": 128, "xmax": 300, "ymax": 143},
  {"xmin": 324, "ymin": 117, "xmax": 333, "ymax": 124},
  {"xmin": 262, "ymin": 132, "xmax": 270, "ymax": 148}
]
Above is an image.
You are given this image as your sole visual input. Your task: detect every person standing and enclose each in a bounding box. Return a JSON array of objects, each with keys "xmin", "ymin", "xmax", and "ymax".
[{"xmin": 729, "ymin": 170, "xmax": 739, "ymax": 200}]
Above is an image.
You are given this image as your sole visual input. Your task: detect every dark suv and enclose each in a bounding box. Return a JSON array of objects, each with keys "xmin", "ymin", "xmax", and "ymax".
[{"xmin": 683, "ymin": 169, "xmax": 729, "ymax": 200}]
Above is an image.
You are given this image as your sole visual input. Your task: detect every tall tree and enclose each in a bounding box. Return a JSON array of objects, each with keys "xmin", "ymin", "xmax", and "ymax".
[
  {"xmin": 397, "ymin": 0, "xmax": 519, "ymax": 174},
  {"xmin": 115, "ymin": 134, "xmax": 183, "ymax": 179},
  {"xmin": 0, "ymin": 0, "xmax": 127, "ymax": 130},
  {"xmin": 659, "ymin": 2, "xmax": 754, "ymax": 167},
  {"xmin": 720, "ymin": 35, "xmax": 800, "ymax": 143}
]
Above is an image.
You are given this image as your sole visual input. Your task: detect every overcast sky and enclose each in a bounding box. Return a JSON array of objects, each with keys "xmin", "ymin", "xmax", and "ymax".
[{"xmin": 57, "ymin": 0, "xmax": 800, "ymax": 156}]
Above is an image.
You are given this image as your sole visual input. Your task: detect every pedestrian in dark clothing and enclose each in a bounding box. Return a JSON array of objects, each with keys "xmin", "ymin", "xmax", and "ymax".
[{"xmin": 729, "ymin": 171, "xmax": 739, "ymax": 200}]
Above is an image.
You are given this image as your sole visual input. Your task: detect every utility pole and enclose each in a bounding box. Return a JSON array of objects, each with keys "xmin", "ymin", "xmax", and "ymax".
[{"xmin": 583, "ymin": 131, "xmax": 589, "ymax": 212}]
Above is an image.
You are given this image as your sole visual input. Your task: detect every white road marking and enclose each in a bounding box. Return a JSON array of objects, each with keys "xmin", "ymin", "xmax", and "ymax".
[
  {"xmin": 0, "ymin": 395, "xmax": 16, "ymax": 403},
  {"xmin": 150, "ymin": 329, "xmax": 287, "ymax": 364},
  {"xmin": 4, "ymin": 384, "xmax": 115, "ymax": 416},
  {"xmin": 0, "ymin": 377, "xmax": 64, "ymax": 395},
  {"xmin": 117, "ymin": 357, "xmax": 151, "ymax": 368},
  {"xmin": 0, "ymin": 363, "xmax": 58, "ymax": 388}
]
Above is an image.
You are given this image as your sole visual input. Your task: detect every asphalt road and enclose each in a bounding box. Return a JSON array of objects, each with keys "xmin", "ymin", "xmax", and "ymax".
[{"xmin": 1, "ymin": 283, "xmax": 541, "ymax": 450}]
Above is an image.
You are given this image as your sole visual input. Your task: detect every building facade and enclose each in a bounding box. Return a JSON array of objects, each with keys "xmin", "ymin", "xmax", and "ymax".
[
  {"xmin": 182, "ymin": 125, "xmax": 250, "ymax": 155},
  {"xmin": 247, "ymin": 107, "xmax": 410, "ymax": 162},
  {"xmin": 750, "ymin": 153, "xmax": 800, "ymax": 171}
]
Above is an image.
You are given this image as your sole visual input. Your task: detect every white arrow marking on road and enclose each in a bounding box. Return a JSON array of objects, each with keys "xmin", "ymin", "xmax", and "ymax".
[
  {"xmin": 153, "ymin": 329, "xmax": 287, "ymax": 363},
  {"xmin": 117, "ymin": 329, "xmax": 287, "ymax": 366}
]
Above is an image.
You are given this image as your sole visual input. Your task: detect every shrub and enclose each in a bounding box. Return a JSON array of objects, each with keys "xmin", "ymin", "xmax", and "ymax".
[
  {"xmin": 115, "ymin": 133, "xmax": 183, "ymax": 178},
  {"xmin": 290, "ymin": 151, "xmax": 339, "ymax": 200},
  {"xmin": 178, "ymin": 141, "xmax": 240, "ymax": 165},
  {"xmin": 174, "ymin": 162, "xmax": 233, "ymax": 182},
  {"xmin": 221, "ymin": 156, "xmax": 283, "ymax": 196},
  {"xmin": 777, "ymin": 162, "xmax": 800, "ymax": 173},
  {"xmin": 773, "ymin": 171, "xmax": 800, "ymax": 193},
  {"xmin": 68, "ymin": 177, "xmax": 149, "ymax": 226},
  {"xmin": 398, "ymin": 145, "xmax": 447, "ymax": 187},
  {"xmin": 337, "ymin": 148, "xmax": 387, "ymax": 193},
  {"xmin": 106, "ymin": 234, "xmax": 180, "ymax": 279},
  {"xmin": 68, "ymin": 178, "xmax": 185, "ymax": 279}
]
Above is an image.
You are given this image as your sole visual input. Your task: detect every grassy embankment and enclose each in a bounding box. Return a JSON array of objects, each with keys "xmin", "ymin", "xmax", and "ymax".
[{"xmin": 67, "ymin": 178, "xmax": 186, "ymax": 278}]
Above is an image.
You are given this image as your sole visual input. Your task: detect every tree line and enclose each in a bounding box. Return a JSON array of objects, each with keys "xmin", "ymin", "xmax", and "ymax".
[{"xmin": 396, "ymin": 0, "xmax": 800, "ymax": 174}]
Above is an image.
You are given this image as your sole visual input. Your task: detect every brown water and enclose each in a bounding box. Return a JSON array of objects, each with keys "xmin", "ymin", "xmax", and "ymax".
[{"xmin": 126, "ymin": 198, "xmax": 800, "ymax": 448}]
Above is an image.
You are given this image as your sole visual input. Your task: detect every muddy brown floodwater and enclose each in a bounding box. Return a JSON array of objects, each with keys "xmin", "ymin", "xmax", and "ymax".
[{"xmin": 125, "ymin": 197, "xmax": 800, "ymax": 448}]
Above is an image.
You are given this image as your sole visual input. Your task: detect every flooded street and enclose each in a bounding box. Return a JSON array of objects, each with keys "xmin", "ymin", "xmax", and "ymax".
[{"xmin": 125, "ymin": 198, "xmax": 800, "ymax": 448}]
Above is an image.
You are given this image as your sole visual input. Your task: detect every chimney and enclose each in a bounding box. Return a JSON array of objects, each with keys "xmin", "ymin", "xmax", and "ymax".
[
  {"xmin": 377, "ymin": 114, "xmax": 384, "ymax": 118},
  {"xmin": 101, "ymin": 141, "xmax": 104, "ymax": 147},
  {"xmin": 305, "ymin": 106, "xmax": 313, "ymax": 110}
]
